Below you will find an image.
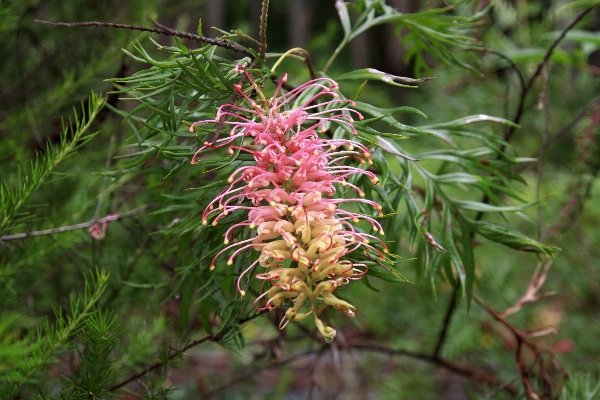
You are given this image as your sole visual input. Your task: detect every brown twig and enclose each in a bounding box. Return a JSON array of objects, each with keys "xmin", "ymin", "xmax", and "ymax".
[
  {"xmin": 460, "ymin": 47, "xmax": 527, "ymax": 92},
  {"xmin": 533, "ymin": 94, "xmax": 600, "ymax": 158},
  {"xmin": 106, "ymin": 310, "xmax": 267, "ymax": 393},
  {"xmin": 196, "ymin": 340, "xmax": 518, "ymax": 398},
  {"xmin": 202, "ymin": 348, "xmax": 315, "ymax": 399},
  {"xmin": 545, "ymin": 103, "xmax": 600, "ymax": 239},
  {"xmin": 432, "ymin": 288, "xmax": 458, "ymax": 359},
  {"xmin": 0, "ymin": 204, "xmax": 151, "ymax": 241},
  {"xmin": 350, "ymin": 343, "xmax": 517, "ymax": 394},
  {"xmin": 504, "ymin": 7, "xmax": 593, "ymax": 143},
  {"xmin": 474, "ymin": 294, "xmax": 566, "ymax": 399},
  {"xmin": 34, "ymin": 20, "xmax": 254, "ymax": 58},
  {"xmin": 498, "ymin": 261, "xmax": 556, "ymax": 319},
  {"xmin": 473, "ymin": 8, "xmax": 592, "ymax": 222},
  {"xmin": 259, "ymin": 0, "xmax": 270, "ymax": 61}
]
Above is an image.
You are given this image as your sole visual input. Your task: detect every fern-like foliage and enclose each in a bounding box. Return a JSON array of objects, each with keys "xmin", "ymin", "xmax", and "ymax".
[
  {"xmin": 0, "ymin": 92, "xmax": 106, "ymax": 236},
  {"xmin": 326, "ymin": 0, "xmax": 482, "ymax": 73},
  {"xmin": 63, "ymin": 310, "xmax": 123, "ymax": 399},
  {"xmin": 1, "ymin": 270, "xmax": 109, "ymax": 399}
]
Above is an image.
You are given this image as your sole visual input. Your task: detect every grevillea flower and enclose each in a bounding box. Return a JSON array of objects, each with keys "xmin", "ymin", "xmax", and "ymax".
[{"xmin": 190, "ymin": 66, "xmax": 388, "ymax": 341}]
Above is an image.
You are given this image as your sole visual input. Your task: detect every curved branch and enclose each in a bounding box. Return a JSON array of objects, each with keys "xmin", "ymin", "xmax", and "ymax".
[
  {"xmin": 0, "ymin": 204, "xmax": 151, "ymax": 241},
  {"xmin": 505, "ymin": 7, "xmax": 593, "ymax": 142},
  {"xmin": 106, "ymin": 310, "xmax": 267, "ymax": 393},
  {"xmin": 459, "ymin": 47, "xmax": 526, "ymax": 92},
  {"xmin": 349, "ymin": 343, "xmax": 517, "ymax": 395},
  {"xmin": 195, "ymin": 340, "xmax": 517, "ymax": 398},
  {"xmin": 432, "ymin": 288, "xmax": 458, "ymax": 359},
  {"xmin": 34, "ymin": 20, "xmax": 254, "ymax": 58},
  {"xmin": 203, "ymin": 348, "xmax": 315, "ymax": 398}
]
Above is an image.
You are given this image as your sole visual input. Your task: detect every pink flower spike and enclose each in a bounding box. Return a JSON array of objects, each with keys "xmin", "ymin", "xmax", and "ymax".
[{"xmin": 191, "ymin": 68, "xmax": 391, "ymax": 341}]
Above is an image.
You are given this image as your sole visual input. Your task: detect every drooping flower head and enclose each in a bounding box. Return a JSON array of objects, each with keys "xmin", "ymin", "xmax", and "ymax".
[{"xmin": 190, "ymin": 66, "xmax": 388, "ymax": 341}]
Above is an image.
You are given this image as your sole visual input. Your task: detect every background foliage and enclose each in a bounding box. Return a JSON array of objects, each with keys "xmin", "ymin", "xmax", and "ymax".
[{"xmin": 1, "ymin": 0, "xmax": 599, "ymax": 399}]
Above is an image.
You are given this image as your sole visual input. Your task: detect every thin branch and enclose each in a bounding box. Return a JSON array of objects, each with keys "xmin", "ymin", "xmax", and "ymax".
[
  {"xmin": 0, "ymin": 204, "xmax": 150, "ymax": 241},
  {"xmin": 498, "ymin": 261, "xmax": 556, "ymax": 319},
  {"xmin": 270, "ymin": 47, "xmax": 317, "ymax": 80},
  {"xmin": 460, "ymin": 47, "xmax": 526, "ymax": 92},
  {"xmin": 474, "ymin": 8, "xmax": 592, "ymax": 222},
  {"xmin": 432, "ymin": 288, "xmax": 458, "ymax": 359},
  {"xmin": 106, "ymin": 311, "xmax": 267, "ymax": 393},
  {"xmin": 474, "ymin": 296, "xmax": 566, "ymax": 399},
  {"xmin": 259, "ymin": 0, "xmax": 270, "ymax": 61},
  {"xmin": 203, "ymin": 349, "xmax": 315, "ymax": 399},
  {"xmin": 505, "ymin": 7, "xmax": 593, "ymax": 143},
  {"xmin": 201, "ymin": 340, "xmax": 517, "ymax": 398},
  {"xmin": 34, "ymin": 20, "xmax": 254, "ymax": 58},
  {"xmin": 534, "ymin": 93, "xmax": 600, "ymax": 157},
  {"xmin": 350, "ymin": 343, "xmax": 517, "ymax": 395}
]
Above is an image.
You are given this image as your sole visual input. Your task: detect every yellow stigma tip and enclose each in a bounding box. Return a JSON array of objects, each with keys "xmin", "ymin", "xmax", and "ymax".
[
  {"xmin": 202, "ymin": 220, "xmax": 208, "ymax": 225},
  {"xmin": 224, "ymin": 239, "xmax": 229, "ymax": 245},
  {"xmin": 240, "ymin": 290, "xmax": 246, "ymax": 296},
  {"xmin": 380, "ymin": 231, "xmax": 385, "ymax": 236},
  {"xmin": 210, "ymin": 265, "xmax": 215, "ymax": 271},
  {"xmin": 227, "ymin": 260, "xmax": 233, "ymax": 266},
  {"xmin": 250, "ymin": 224, "xmax": 256, "ymax": 229},
  {"xmin": 212, "ymin": 221, "xmax": 218, "ymax": 226}
]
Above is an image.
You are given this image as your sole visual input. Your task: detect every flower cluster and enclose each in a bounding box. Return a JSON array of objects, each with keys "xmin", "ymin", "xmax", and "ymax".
[{"xmin": 190, "ymin": 67, "xmax": 387, "ymax": 341}]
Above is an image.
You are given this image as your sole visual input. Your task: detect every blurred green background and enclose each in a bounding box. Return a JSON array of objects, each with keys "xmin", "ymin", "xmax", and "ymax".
[{"xmin": 1, "ymin": 0, "xmax": 599, "ymax": 399}]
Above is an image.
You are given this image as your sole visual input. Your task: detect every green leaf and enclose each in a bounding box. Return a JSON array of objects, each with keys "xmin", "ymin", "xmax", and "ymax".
[
  {"xmin": 336, "ymin": 68, "xmax": 433, "ymax": 88},
  {"xmin": 451, "ymin": 198, "xmax": 541, "ymax": 213},
  {"xmin": 350, "ymin": 81, "xmax": 368, "ymax": 101},
  {"xmin": 466, "ymin": 218, "xmax": 560, "ymax": 255},
  {"xmin": 335, "ymin": 0, "xmax": 352, "ymax": 38},
  {"xmin": 377, "ymin": 137, "xmax": 420, "ymax": 161},
  {"xmin": 197, "ymin": 18, "xmax": 203, "ymax": 36},
  {"xmin": 419, "ymin": 114, "xmax": 519, "ymax": 130}
]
